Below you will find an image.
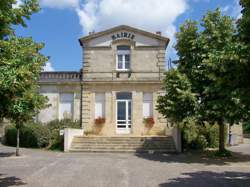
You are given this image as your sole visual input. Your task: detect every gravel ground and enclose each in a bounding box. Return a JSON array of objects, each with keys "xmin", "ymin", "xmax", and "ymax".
[{"xmin": 0, "ymin": 143, "xmax": 250, "ymax": 187}]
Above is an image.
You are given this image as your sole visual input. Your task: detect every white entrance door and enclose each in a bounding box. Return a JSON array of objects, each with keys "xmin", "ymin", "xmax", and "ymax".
[{"xmin": 116, "ymin": 99, "xmax": 131, "ymax": 134}]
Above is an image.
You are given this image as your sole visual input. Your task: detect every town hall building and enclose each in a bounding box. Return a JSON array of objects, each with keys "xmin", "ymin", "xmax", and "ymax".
[
  {"xmin": 38, "ymin": 25, "xmax": 171, "ymax": 136},
  {"xmin": 37, "ymin": 25, "xmax": 242, "ymax": 152}
]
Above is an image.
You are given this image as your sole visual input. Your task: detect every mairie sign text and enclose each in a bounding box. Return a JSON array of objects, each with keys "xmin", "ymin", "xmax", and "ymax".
[{"xmin": 111, "ymin": 32, "xmax": 135, "ymax": 40}]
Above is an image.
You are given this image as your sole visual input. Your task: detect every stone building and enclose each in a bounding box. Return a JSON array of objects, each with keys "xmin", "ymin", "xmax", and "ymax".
[
  {"xmin": 37, "ymin": 25, "xmax": 243, "ymax": 151},
  {"xmin": 38, "ymin": 25, "xmax": 171, "ymax": 136},
  {"xmin": 79, "ymin": 25, "xmax": 169, "ymax": 136}
]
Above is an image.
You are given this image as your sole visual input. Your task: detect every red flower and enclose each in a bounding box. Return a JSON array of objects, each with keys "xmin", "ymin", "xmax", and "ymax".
[
  {"xmin": 143, "ymin": 117, "xmax": 155, "ymax": 128},
  {"xmin": 95, "ymin": 117, "xmax": 105, "ymax": 126}
]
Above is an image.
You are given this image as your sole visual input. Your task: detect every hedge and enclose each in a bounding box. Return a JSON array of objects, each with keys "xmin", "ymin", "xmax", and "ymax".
[
  {"xmin": 5, "ymin": 122, "xmax": 50, "ymax": 148},
  {"xmin": 5, "ymin": 119, "xmax": 80, "ymax": 150},
  {"xmin": 181, "ymin": 119, "xmax": 228, "ymax": 150}
]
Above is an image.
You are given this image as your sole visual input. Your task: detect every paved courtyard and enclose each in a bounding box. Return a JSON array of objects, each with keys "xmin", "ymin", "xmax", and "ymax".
[{"xmin": 0, "ymin": 143, "xmax": 250, "ymax": 187}]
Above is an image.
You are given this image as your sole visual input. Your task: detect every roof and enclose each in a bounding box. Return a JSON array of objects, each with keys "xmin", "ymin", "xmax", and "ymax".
[
  {"xmin": 39, "ymin": 71, "xmax": 81, "ymax": 84},
  {"xmin": 78, "ymin": 25, "xmax": 170, "ymax": 47}
]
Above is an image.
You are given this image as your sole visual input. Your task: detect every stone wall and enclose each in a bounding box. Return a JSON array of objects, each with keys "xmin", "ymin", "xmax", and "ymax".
[
  {"xmin": 82, "ymin": 83, "xmax": 170, "ymax": 136},
  {"xmin": 37, "ymin": 84, "xmax": 81, "ymax": 123}
]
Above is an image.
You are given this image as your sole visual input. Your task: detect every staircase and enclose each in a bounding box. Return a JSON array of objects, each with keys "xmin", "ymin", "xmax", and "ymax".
[{"xmin": 69, "ymin": 136, "xmax": 176, "ymax": 153}]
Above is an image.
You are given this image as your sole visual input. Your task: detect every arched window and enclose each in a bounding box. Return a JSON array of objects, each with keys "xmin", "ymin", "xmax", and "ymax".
[{"xmin": 116, "ymin": 45, "xmax": 130, "ymax": 71}]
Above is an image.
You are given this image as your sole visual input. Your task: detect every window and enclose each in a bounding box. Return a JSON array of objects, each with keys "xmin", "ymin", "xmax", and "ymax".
[
  {"xmin": 95, "ymin": 93, "xmax": 105, "ymax": 118},
  {"xmin": 143, "ymin": 93, "xmax": 153, "ymax": 117},
  {"xmin": 116, "ymin": 45, "xmax": 130, "ymax": 71},
  {"xmin": 59, "ymin": 93, "xmax": 74, "ymax": 120}
]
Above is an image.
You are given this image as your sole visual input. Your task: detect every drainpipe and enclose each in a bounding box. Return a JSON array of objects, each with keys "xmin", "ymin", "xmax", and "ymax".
[{"xmin": 79, "ymin": 69, "xmax": 83, "ymax": 129}]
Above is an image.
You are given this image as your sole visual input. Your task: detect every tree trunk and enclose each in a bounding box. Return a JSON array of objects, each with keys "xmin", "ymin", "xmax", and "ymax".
[
  {"xmin": 218, "ymin": 120, "xmax": 225, "ymax": 152},
  {"xmin": 16, "ymin": 127, "xmax": 20, "ymax": 156}
]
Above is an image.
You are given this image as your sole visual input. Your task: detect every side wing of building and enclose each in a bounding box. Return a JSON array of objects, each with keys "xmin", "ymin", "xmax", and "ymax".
[{"xmin": 37, "ymin": 72, "xmax": 81, "ymax": 123}]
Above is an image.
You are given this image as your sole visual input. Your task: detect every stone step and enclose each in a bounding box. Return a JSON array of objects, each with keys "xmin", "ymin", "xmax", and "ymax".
[
  {"xmin": 72, "ymin": 139, "xmax": 173, "ymax": 143},
  {"xmin": 73, "ymin": 137, "xmax": 173, "ymax": 141},
  {"xmin": 244, "ymin": 138, "xmax": 250, "ymax": 144},
  {"xmin": 72, "ymin": 141, "xmax": 174, "ymax": 145},
  {"xmin": 71, "ymin": 142, "xmax": 174, "ymax": 146},
  {"xmin": 71, "ymin": 144, "xmax": 176, "ymax": 149},
  {"xmin": 69, "ymin": 148, "xmax": 176, "ymax": 153},
  {"xmin": 70, "ymin": 136, "xmax": 176, "ymax": 153}
]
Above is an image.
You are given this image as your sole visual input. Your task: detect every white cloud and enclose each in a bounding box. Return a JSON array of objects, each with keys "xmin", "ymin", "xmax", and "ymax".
[
  {"xmin": 222, "ymin": 5, "xmax": 230, "ymax": 13},
  {"xmin": 222, "ymin": 0, "xmax": 242, "ymax": 19},
  {"xmin": 40, "ymin": 0, "xmax": 79, "ymax": 9},
  {"xmin": 76, "ymin": 0, "xmax": 188, "ymax": 60},
  {"xmin": 76, "ymin": 0, "xmax": 187, "ymax": 35},
  {"xmin": 12, "ymin": 0, "xmax": 23, "ymax": 8},
  {"xmin": 40, "ymin": 0, "xmax": 189, "ymax": 60},
  {"xmin": 42, "ymin": 62, "xmax": 55, "ymax": 71}
]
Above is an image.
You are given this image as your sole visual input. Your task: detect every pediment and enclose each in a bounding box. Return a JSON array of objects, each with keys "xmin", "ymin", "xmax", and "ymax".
[{"xmin": 79, "ymin": 25, "xmax": 169, "ymax": 48}]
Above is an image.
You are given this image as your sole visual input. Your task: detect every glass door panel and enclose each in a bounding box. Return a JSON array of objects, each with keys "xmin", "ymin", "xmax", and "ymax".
[{"xmin": 116, "ymin": 99, "xmax": 132, "ymax": 134}]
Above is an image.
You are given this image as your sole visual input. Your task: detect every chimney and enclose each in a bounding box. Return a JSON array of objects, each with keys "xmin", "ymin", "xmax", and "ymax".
[
  {"xmin": 89, "ymin": 30, "xmax": 95, "ymax": 35},
  {"xmin": 156, "ymin": 31, "xmax": 161, "ymax": 36}
]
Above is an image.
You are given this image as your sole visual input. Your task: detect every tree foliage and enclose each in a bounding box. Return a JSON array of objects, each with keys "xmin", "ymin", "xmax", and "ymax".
[
  {"xmin": 0, "ymin": 0, "xmax": 48, "ymax": 155},
  {"xmin": 0, "ymin": 0, "xmax": 39, "ymax": 38},
  {"xmin": 157, "ymin": 69, "xmax": 197, "ymax": 124},
  {"xmin": 157, "ymin": 9, "xmax": 245, "ymax": 152},
  {"xmin": 237, "ymin": 0, "xmax": 250, "ymax": 118}
]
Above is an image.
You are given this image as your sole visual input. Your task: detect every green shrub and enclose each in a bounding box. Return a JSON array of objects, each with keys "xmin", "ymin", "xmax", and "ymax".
[
  {"xmin": 243, "ymin": 121, "xmax": 250, "ymax": 134},
  {"xmin": 5, "ymin": 126, "xmax": 17, "ymax": 146},
  {"xmin": 46, "ymin": 119, "xmax": 80, "ymax": 150},
  {"xmin": 195, "ymin": 135, "xmax": 208, "ymax": 150},
  {"xmin": 5, "ymin": 119, "xmax": 80, "ymax": 150},
  {"xmin": 5, "ymin": 122, "xmax": 50, "ymax": 148},
  {"xmin": 180, "ymin": 119, "xmax": 228, "ymax": 150},
  {"xmin": 205, "ymin": 123, "xmax": 228, "ymax": 148},
  {"xmin": 180, "ymin": 117, "xmax": 208, "ymax": 150}
]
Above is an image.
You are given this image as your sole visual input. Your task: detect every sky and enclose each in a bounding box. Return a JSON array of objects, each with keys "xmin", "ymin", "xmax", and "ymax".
[{"xmin": 14, "ymin": 0, "xmax": 242, "ymax": 71}]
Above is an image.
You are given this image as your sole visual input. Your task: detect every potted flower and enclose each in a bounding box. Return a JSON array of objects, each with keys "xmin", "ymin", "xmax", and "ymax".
[
  {"xmin": 143, "ymin": 117, "xmax": 155, "ymax": 135},
  {"xmin": 94, "ymin": 117, "xmax": 105, "ymax": 134}
]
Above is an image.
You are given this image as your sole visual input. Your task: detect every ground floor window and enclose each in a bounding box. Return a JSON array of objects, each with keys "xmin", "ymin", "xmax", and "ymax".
[
  {"xmin": 59, "ymin": 93, "xmax": 74, "ymax": 120},
  {"xmin": 95, "ymin": 93, "xmax": 105, "ymax": 118},
  {"xmin": 143, "ymin": 93, "xmax": 153, "ymax": 117}
]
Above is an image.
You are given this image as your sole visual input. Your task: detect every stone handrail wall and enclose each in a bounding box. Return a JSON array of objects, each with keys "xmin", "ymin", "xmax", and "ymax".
[{"xmin": 39, "ymin": 72, "xmax": 82, "ymax": 83}]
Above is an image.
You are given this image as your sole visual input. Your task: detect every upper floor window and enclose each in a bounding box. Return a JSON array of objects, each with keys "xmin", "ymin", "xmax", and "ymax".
[{"xmin": 116, "ymin": 45, "xmax": 130, "ymax": 71}]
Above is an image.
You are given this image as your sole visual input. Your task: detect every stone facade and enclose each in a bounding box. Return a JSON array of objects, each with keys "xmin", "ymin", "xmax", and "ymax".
[
  {"xmin": 37, "ymin": 72, "xmax": 81, "ymax": 123},
  {"xmin": 79, "ymin": 25, "xmax": 170, "ymax": 136},
  {"xmin": 35, "ymin": 25, "xmax": 243, "ymax": 144}
]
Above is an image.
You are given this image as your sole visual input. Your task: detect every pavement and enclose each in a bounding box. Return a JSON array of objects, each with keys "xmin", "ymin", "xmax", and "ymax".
[{"xmin": 0, "ymin": 143, "xmax": 250, "ymax": 187}]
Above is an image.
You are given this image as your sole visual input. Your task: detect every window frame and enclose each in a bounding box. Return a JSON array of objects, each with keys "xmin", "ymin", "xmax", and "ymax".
[
  {"xmin": 59, "ymin": 93, "xmax": 74, "ymax": 120},
  {"xmin": 116, "ymin": 48, "xmax": 131, "ymax": 71}
]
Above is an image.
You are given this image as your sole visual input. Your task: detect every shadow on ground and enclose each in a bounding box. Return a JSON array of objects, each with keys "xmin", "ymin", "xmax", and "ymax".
[
  {"xmin": 135, "ymin": 150, "xmax": 250, "ymax": 165},
  {"xmin": 0, "ymin": 174, "xmax": 26, "ymax": 187},
  {"xmin": 0, "ymin": 152, "xmax": 15, "ymax": 158},
  {"xmin": 159, "ymin": 171, "xmax": 250, "ymax": 187}
]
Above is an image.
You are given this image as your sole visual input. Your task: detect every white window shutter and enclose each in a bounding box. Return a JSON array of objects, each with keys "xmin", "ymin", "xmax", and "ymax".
[
  {"xmin": 143, "ymin": 93, "xmax": 153, "ymax": 117},
  {"xmin": 95, "ymin": 93, "xmax": 105, "ymax": 118}
]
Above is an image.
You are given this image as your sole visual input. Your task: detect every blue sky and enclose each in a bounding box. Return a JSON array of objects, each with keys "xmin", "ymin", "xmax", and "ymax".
[{"xmin": 15, "ymin": 0, "xmax": 241, "ymax": 71}]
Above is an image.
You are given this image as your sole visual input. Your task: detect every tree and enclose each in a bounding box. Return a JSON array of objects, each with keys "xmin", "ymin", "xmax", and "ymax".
[
  {"xmin": 157, "ymin": 69, "xmax": 197, "ymax": 124},
  {"xmin": 0, "ymin": 0, "xmax": 48, "ymax": 156},
  {"xmin": 158, "ymin": 9, "xmax": 243, "ymax": 153},
  {"xmin": 237, "ymin": 0, "xmax": 250, "ymax": 121}
]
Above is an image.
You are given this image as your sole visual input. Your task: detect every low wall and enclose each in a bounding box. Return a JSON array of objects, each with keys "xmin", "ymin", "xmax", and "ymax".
[
  {"xmin": 64, "ymin": 128, "xmax": 84, "ymax": 152},
  {"xmin": 170, "ymin": 127, "xmax": 182, "ymax": 153},
  {"xmin": 228, "ymin": 124, "xmax": 243, "ymax": 145}
]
